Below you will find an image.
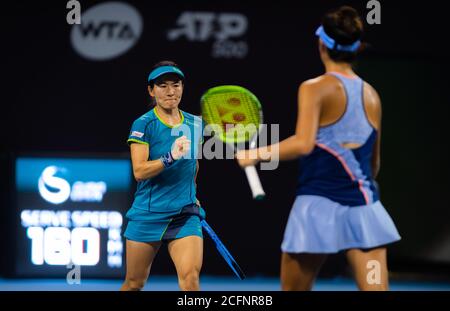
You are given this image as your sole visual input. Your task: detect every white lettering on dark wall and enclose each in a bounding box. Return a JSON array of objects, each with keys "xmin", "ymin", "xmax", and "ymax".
[{"xmin": 168, "ymin": 12, "xmax": 249, "ymax": 59}]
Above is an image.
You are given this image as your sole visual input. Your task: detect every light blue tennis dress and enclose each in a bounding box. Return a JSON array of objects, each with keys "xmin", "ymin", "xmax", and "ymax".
[
  {"xmin": 124, "ymin": 108, "xmax": 205, "ymax": 243},
  {"xmin": 281, "ymin": 72, "xmax": 401, "ymax": 253}
]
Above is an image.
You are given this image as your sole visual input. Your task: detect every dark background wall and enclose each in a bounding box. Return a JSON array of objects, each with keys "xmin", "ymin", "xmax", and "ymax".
[{"xmin": 1, "ymin": 0, "xmax": 449, "ymax": 277}]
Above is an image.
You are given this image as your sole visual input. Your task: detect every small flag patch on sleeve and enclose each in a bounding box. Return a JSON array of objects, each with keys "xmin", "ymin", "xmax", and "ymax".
[{"xmin": 131, "ymin": 131, "xmax": 144, "ymax": 138}]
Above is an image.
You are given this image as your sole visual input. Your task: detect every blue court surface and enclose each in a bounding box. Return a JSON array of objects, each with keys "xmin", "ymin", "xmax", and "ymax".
[{"xmin": 1, "ymin": 276, "xmax": 450, "ymax": 291}]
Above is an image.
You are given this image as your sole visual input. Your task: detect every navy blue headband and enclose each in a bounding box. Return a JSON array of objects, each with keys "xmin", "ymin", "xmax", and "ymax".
[
  {"xmin": 148, "ymin": 66, "xmax": 185, "ymax": 82},
  {"xmin": 315, "ymin": 25, "xmax": 361, "ymax": 52}
]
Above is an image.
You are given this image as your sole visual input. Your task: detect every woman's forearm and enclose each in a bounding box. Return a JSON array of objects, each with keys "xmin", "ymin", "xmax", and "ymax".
[
  {"xmin": 133, "ymin": 159, "xmax": 165, "ymax": 181},
  {"xmin": 257, "ymin": 135, "xmax": 315, "ymax": 162}
]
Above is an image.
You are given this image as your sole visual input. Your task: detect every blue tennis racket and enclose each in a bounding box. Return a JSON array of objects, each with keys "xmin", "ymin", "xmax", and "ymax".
[{"xmin": 201, "ymin": 220, "xmax": 245, "ymax": 280}]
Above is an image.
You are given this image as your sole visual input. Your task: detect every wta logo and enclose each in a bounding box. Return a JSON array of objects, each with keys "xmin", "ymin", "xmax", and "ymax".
[
  {"xmin": 38, "ymin": 166, "xmax": 107, "ymax": 204},
  {"xmin": 70, "ymin": 2, "xmax": 143, "ymax": 61}
]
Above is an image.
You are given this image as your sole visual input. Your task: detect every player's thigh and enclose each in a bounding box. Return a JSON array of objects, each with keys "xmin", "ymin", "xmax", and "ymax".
[
  {"xmin": 168, "ymin": 235, "xmax": 203, "ymax": 278},
  {"xmin": 346, "ymin": 247, "xmax": 389, "ymax": 290},
  {"xmin": 125, "ymin": 239, "xmax": 161, "ymax": 282},
  {"xmin": 281, "ymin": 252, "xmax": 327, "ymax": 290}
]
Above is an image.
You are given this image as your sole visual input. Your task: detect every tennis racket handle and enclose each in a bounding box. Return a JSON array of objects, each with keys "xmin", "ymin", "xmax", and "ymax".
[{"xmin": 244, "ymin": 166, "xmax": 265, "ymax": 200}]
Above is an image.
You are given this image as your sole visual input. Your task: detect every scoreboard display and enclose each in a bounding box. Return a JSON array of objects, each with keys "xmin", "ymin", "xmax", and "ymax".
[{"xmin": 14, "ymin": 156, "xmax": 132, "ymax": 277}]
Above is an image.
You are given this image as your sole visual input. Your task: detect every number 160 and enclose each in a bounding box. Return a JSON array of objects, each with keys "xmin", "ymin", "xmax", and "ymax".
[{"xmin": 27, "ymin": 227, "xmax": 100, "ymax": 266}]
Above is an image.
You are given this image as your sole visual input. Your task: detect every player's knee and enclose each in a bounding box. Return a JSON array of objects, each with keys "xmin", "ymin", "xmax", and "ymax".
[
  {"xmin": 281, "ymin": 278, "xmax": 313, "ymax": 291},
  {"xmin": 123, "ymin": 277, "xmax": 146, "ymax": 291},
  {"xmin": 281, "ymin": 279, "xmax": 294, "ymax": 291},
  {"xmin": 178, "ymin": 269, "xmax": 200, "ymax": 291},
  {"xmin": 359, "ymin": 281, "xmax": 389, "ymax": 291}
]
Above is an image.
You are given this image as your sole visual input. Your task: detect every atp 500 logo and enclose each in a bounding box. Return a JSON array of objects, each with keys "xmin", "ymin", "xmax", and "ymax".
[
  {"xmin": 168, "ymin": 11, "xmax": 249, "ymax": 59},
  {"xmin": 38, "ymin": 166, "xmax": 107, "ymax": 204}
]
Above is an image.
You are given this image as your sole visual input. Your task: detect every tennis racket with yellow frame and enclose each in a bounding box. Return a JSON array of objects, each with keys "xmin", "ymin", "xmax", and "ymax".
[{"xmin": 201, "ymin": 85, "xmax": 265, "ymax": 200}]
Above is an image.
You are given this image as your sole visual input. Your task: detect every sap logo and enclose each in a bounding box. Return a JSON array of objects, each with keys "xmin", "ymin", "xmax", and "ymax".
[
  {"xmin": 38, "ymin": 167, "xmax": 71, "ymax": 204},
  {"xmin": 38, "ymin": 166, "xmax": 107, "ymax": 205},
  {"xmin": 70, "ymin": 2, "xmax": 143, "ymax": 61},
  {"xmin": 168, "ymin": 12, "xmax": 248, "ymax": 42}
]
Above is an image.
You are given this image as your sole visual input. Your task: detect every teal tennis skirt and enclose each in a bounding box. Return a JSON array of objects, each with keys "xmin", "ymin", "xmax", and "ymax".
[{"xmin": 124, "ymin": 204, "xmax": 206, "ymax": 243}]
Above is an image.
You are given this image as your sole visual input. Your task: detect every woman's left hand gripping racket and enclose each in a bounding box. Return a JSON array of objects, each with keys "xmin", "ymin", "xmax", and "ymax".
[
  {"xmin": 200, "ymin": 85, "xmax": 265, "ymax": 200},
  {"xmin": 201, "ymin": 220, "xmax": 245, "ymax": 280}
]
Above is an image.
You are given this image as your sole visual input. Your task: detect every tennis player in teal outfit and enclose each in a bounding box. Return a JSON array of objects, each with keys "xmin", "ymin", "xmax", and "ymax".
[{"xmin": 121, "ymin": 61, "xmax": 205, "ymax": 291}]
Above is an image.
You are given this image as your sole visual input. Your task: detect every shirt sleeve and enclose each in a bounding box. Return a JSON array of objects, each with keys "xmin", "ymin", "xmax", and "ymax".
[{"xmin": 127, "ymin": 118, "xmax": 150, "ymax": 146}]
